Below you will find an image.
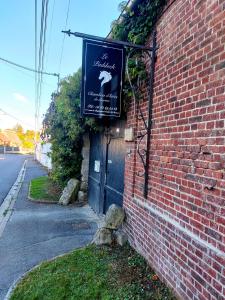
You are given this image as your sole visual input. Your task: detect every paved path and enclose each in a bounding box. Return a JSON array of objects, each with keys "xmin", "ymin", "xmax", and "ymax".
[
  {"xmin": 0, "ymin": 158, "xmax": 98, "ymax": 300},
  {"xmin": 0, "ymin": 154, "xmax": 29, "ymax": 206}
]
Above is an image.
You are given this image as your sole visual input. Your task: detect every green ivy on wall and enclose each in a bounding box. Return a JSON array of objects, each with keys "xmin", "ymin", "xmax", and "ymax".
[
  {"xmin": 112, "ymin": 0, "xmax": 167, "ymax": 101},
  {"xmin": 112, "ymin": 0, "xmax": 167, "ymax": 45}
]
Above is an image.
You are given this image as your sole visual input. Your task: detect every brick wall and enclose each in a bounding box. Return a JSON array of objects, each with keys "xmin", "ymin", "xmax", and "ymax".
[{"xmin": 124, "ymin": 0, "xmax": 225, "ymax": 299}]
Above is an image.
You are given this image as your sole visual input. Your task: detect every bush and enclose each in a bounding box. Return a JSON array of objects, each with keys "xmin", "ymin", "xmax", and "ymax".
[{"xmin": 43, "ymin": 69, "xmax": 100, "ymax": 186}]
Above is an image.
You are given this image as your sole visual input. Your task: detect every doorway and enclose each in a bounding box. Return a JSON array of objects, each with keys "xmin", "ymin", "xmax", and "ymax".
[{"xmin": 88, "ymin": 120, "xmax": 126, "ymax": 214}]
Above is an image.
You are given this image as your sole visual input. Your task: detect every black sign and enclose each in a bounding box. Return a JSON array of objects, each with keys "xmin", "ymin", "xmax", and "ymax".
[{"xmin": 81, "ymin": 39, "xmax": 125, "ymax": 118}]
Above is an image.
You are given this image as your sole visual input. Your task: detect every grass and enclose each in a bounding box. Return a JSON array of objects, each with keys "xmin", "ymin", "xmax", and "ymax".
[
  {"xmin": 10, "ymin": 244, "xmax": 176, "ymax": 300},
  {"xmin": 29, "ymin": 176, "xmax": 61, "ymax": 202}
]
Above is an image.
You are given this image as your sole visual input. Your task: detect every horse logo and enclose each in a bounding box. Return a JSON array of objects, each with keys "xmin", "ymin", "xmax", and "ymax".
[{"xmin": 99, "ymin": 70, "xmax": 112, "ymax": 87}]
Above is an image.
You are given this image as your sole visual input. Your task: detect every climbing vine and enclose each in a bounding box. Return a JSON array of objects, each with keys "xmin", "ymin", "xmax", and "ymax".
[
  {"xmin": 112, "ymin": 0, "xmax": 167, "ymax": 101},
  {"xmin": 112, "ymin": 0, "xmax": 167, "ymax": 44}
]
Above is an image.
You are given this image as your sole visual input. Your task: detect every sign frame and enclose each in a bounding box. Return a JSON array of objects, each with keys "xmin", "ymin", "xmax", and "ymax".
[{"xmin": 81, "ymin": 39, "xmax": 125, "ymax": 118}]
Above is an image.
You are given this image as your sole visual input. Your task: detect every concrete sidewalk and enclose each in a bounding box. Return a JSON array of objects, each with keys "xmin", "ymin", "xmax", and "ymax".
[{"xmin": 0, "ymin": 158, "xmax": 99, "ymax": 300}]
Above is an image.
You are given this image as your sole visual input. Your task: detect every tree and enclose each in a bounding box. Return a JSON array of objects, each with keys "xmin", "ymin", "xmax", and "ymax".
[
  {"xmin": 22, "ymin": 130, "xmax": 35, "ymax": 150},
  {"xmin": 43, "ymin": 70, "xmax": 84, "ymax": 185},
  {"xmin": 43, "ymin": 68, "xmax": 101, "ymax": 186},
  {"xmin": 13, "ymin": 124, "xmax": 24, "ymax": 134},
  {"xmin": 12, "ymin": 124, "xmax": 35, "ymax": 151}
]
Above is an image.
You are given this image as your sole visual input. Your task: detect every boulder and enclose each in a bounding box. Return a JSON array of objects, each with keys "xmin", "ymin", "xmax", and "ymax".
[
  {"xmin": 115, "ymin": 230, "xmax": 128, "ymax": 246},
  {"xmin": 93, "ymin": 228, "xmax": 112, "ymax": 245},
  {"xmin": 80, "ymin": 181, "xmax": 88, "ymax": 192},
  {"xmin": 104, "ymin": 204, "xmax": 125, "ymax": 229},
  {"xmin": 58, "ymin": 179, "xmax": 80, "ymax": 205},
  {"xmin": 77, "ymin": 190, "xmax": 87, "ymax": 202}
]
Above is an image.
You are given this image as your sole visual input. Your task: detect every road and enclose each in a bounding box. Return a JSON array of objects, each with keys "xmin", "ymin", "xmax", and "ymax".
[{"xmin": 0, "ymin": 154, "xmax": 29, "ymax": 206}]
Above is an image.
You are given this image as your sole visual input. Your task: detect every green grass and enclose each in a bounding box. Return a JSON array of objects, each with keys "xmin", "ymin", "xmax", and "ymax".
[
  {"xmin": 29, "ymin": 176, "xmax": 61, "ymax": 202},
  {"xmin": 10, "ymin": 244, "xmax": 176, "ymax": 300}
]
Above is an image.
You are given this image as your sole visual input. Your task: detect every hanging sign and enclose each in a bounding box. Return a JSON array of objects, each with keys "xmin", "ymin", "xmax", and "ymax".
[{"xmin": 81, "ymin": 39, "xmax": 125, "ymax": 118}]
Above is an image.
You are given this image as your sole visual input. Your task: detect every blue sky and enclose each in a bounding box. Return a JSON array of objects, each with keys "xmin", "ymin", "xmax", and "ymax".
[{"xmin": 0, "ymin": 0, "xmax": 122, "ymax": 130}]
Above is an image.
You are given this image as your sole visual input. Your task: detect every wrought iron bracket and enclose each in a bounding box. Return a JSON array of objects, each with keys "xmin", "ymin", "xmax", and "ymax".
[
  {"xmin": 63, "ymin": 29, "xmax": 158, "ymax": 198},
  {"xmin": 126, "ymin": 31, "xmax": 157, "ymax": 198},
  {"xmin": 62, "ymin": 30, "xmax": 154, "ymax": 51}
]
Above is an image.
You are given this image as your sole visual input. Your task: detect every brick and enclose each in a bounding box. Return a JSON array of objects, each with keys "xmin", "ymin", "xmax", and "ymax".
[
  {"xmin": 122, "ymin": 1, "xmax": 225, "ymax": 300},
  {"xmin": 205, "ymin": 228, "xmax": 222, "ymax": 241},
  {"xmin": 196, "ymin": 99, "xmax": 211, "ymax": 107}
]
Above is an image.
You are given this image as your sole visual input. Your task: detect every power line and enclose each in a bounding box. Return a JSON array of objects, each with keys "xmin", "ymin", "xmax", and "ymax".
[
  {"xmin": 35, "ymin": 0, "xmax": 37, "ymax": 134},
  {"xmin": 0, "ymin": 58, "xmax": 57, "ymax": 87},
  {"xmin": 36, "ymin": 0, "xmax": 50, "ymax": 132},
  {"xmin": 58, "ymin": 0, "xmax": 71, "ymax": 73},
  {"xmin": 36, "ymin": 0, "xmax": 46, "ymax": 134},
  {"xmin": 36, "ymin": 0, "xmax": 51, "ymax": 129},
  {"xmin": 41, "ymin": 0, "xmax": 49, "ymax": 73},
  {"xmin": 0, "ymin": 56, "xmax": 59, "ymax": 77},
  {"xmin": 0, "ymin": 108, "xmax": 35, "ymax": 129},
  {"xmin": 46, "ymin": 0, "xmax": 56, "ymax": 66}
]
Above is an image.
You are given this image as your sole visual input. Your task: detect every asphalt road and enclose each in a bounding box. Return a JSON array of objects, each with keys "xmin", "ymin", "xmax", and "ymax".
[{"xmin": 0, "ymin": 154, "xmax": 29, "ymax": 206}]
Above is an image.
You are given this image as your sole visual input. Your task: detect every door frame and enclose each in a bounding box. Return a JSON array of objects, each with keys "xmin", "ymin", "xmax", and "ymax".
[{"xmin": 88, "ymin": 120, "xmax": 126, "ymax": 214}]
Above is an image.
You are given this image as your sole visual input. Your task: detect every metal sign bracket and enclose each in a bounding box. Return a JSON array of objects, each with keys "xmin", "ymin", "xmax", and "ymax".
[{"xmin": 62, "ymin": 29, "xmax": 158, "ymax": 199}]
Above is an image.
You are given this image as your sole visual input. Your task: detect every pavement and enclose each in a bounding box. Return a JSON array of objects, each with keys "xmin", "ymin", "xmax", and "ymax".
[
  {"xmin": 0, "ymin": 154, "xmax": 29, "ymax": 206},
  {"xmin": 0, "ymin": 158, "xmax": 99, "ymax": 300}
]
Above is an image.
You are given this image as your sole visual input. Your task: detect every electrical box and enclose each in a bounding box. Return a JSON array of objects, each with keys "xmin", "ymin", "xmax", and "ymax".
[{"xmin": 124, "ymin": 128, "xmax": 134, "ymax": 142}]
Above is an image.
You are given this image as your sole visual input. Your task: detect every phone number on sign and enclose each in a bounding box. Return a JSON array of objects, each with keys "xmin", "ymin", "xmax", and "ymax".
[{"xmin": 87, "ymin": 104, "xmax": 118, "ymax": 111}]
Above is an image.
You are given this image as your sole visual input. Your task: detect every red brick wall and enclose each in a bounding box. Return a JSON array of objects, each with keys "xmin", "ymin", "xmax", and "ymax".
[{"xmin": 124, "ymin": 0, "xmax": 225, "ymax": 299}]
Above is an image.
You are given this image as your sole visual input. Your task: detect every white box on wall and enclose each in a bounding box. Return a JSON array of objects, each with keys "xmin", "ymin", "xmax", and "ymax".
[{"xmin": 124, "ymin": 128, "xmax": 134, "ymax": 142}]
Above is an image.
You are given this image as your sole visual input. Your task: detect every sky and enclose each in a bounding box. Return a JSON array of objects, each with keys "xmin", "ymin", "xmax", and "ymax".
[{"xmin": 0, "ymin": 0, "xmax": 123, "ymax": 131}]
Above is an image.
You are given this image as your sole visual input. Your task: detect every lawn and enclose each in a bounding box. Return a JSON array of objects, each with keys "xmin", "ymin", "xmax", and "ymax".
[
  {"xmin": 10, "ymin": 244, "xmax": 176, "ymax": 300},
  {"xmin": 29, "ymin": 176, "xmax": 61, "ymax": 202}
]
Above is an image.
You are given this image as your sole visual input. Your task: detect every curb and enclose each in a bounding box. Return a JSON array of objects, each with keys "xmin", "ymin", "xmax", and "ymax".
[
  {"xmin": 28, "ymin": 196, "xmax": 58, "ymax": 204},
  {"xmin": 4, "ymin": 246, "xmax": 87, "ymax": 300},
  {"xmin": 0, "ymin": 160, "xmax": 27, "ymax": 238},
  {"xmin": 28, "ymin": 183, "xmax": 58, "ymax": 204}
]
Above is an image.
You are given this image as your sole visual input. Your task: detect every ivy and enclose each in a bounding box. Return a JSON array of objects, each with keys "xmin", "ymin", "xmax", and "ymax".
[
  {"xmin": 112, "ymin": 0, "xmax": 167, "ymax": 44},
  {"xmin": 111, "ymin": 0, "xmax": 167, "ymax": 103}
]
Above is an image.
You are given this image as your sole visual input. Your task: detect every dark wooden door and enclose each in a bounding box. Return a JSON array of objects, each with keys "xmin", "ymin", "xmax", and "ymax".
[
  {"xmin": 88, "ymin": 121, "xmax": 125, "ymax": 214},
  {"xmin": 88, "ymin": 132, "xmax": 103, "ymax": 214}
]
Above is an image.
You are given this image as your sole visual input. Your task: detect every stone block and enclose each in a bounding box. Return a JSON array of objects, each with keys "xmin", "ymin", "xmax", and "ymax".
[
  {"xmin": 58, "ymin": 179, "xmax": 80, "ymax": 205},
  {"xmin": 115, "ymin": 230, "xmax": 128, "ymax": 246},
  {"xmin": 93, "ymin": 228, "xmax": 112, "ymax": 245},
  {"xmin": 77, "ymin": 190, "xmax": 87, "ymax": 202},
  {"xmin": 80, "ymin": 181, "xmax": 88, "ymax": 192},
  {"xmin": 104, "ymin": 204, "xmax": 125, "ymax": 229}
]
